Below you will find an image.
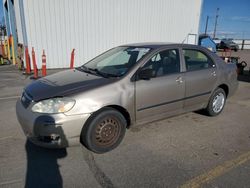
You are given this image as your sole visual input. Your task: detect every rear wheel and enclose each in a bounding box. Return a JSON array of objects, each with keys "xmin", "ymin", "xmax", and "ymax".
[
  {"xmin": 205, "ymin": 88, "xmax": 226, "ymax": 116},
  {"xmin": 81, "ymin": 108, "xmax": 126, "ymax": 153}
]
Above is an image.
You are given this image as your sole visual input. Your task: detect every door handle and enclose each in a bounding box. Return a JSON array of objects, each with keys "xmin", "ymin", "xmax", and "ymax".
[
  {"xmin": 176, "ymin": 76, "xmax": 183, "ymax": 83},
  {"xmin": 211, "ymin": 71, "xmax": 216, "ymax": 76}
]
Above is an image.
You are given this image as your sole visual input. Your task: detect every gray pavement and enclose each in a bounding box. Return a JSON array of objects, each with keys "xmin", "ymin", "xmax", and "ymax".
[{"xmin": 0, "ymin": 53, "xmax": 250, "ymax": 188}]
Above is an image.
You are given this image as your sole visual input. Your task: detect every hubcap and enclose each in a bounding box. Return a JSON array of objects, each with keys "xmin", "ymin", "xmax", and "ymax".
[
  {"xmin": 212, "ymin": 93, "xmax": 225, "ymax": 113},
  {"xmin": 94, "ymin": 116, "xmax": 121, "ymax": 147}
]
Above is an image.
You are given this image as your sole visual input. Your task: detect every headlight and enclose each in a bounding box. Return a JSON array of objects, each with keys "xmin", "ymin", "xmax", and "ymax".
[{"xmin": 31, "ymin": 98, "xmax": 75, "ymax": 113}]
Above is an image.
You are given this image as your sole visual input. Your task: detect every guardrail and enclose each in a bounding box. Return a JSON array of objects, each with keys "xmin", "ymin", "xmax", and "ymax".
[{"xmin": 233, "ymin": 39, "xmax": 250, "ymax": 50}]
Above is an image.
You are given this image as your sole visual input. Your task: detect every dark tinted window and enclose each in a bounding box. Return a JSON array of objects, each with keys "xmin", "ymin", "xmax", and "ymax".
[
  {"xmin": 142, "ymin": 49, "xmax": 180, "ymax": 77},
  {"xmin": 183, "ymin": 49, "xmax": 215, "ymax": 71}
]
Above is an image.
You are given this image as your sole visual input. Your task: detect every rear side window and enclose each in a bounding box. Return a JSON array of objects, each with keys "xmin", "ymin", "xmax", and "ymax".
[{"xmin": 183, "ymin": 49, "xmax": 215, "ymax": 71}]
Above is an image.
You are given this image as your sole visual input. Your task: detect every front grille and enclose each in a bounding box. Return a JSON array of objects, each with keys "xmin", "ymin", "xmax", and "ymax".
[{"xmin": 21, "ymin": 92, "xmax": 33, "ymax": 108}]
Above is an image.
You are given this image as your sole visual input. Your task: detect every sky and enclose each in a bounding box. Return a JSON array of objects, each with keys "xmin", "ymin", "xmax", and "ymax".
[
  {"xmin": 0, "ymin": 0, "xmax": 4, "ymax": 25},
  {"xmin": 0, "ymin": 0, "xmax": 249, "ymax": 39},
  {"xmin": 200, "ymin": 0, "xmax": 250, "ymax": 39}
]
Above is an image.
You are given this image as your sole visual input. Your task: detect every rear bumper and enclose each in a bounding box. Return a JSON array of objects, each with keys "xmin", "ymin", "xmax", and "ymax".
[{"xmin": 16, "ymin": 100, "xmax": 90, "ymax": 148}]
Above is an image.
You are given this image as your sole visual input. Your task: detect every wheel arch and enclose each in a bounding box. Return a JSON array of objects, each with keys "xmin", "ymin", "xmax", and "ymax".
[
  {"xmin": 79, "ymin": 105, "xmax": 130, "ymax": 151},
  {"xmin": 80, "ymin": 105, "xmax": 131, "ymax": 143},
  {"xmin": 217, "ymin": 84, "xmax": 229, "ymax": 97},
  {"xmin": 105, "ymin": 105, "xmax": 131, "ymax": 128}
]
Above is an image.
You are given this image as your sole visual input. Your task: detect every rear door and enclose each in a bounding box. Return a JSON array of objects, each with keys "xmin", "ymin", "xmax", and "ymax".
[
  {"xmin": 182, "ymin": 48, "xmax": 217, "ymax": 111},
  {"xmin": 135, "ymin": 48, "xmax": 185, "ymax": 122}
]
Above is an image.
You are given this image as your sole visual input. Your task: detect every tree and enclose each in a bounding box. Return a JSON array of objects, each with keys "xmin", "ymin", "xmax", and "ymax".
[{"xmin": 0, "ymin": 24, "xmax": 6, "ymax": 36}]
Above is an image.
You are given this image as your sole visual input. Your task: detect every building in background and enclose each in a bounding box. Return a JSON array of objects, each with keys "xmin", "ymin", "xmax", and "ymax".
[{"xmin": 3, "ymin": 0, "xmax": 203, "ymax": 69}]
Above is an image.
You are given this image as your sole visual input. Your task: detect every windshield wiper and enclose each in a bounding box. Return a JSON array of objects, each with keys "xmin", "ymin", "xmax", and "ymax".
[
  {"xmin": 77, "ymin": 65, "xmax": 92, "ymax": 74},
  {"xmin": 78, "ymin": 66, "xmax": 119, "ymax": 78},
  {"xmin": 88, "ymin": 68, "xmax": 119, "ymax": 78}
]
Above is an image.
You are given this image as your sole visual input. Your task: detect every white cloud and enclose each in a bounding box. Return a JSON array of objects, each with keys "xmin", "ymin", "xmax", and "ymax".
[
  {"xmin": 231, "ymin": 16, "xmax": 250, "ymax": 22},
  {"xmin": 206, "ymin": 31, "xmax": 236, "ymax": 35},
  {"xmin": 204, "ymin": 30, "xmax": 240, "ymax": 39}
]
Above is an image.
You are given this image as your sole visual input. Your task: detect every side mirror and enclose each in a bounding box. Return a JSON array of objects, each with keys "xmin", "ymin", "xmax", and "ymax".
[{"xmin": 138, "ymin": 68, "xmax": 153, "ymax": 80}]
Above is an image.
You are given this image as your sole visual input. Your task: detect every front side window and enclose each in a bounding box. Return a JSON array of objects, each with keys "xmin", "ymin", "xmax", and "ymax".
[
  {"xmin": 82, "ymin": 47, "xmax": 151, "ymax": 77},
  {"xmin": 183, "ymin": 49, "xmax": 215, "ymax": 71},
  {"xmin": 141, "ymin": 49, "xmax": 180, "ymax": 77}
]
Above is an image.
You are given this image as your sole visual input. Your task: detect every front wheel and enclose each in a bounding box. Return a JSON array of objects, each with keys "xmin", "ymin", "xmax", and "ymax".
[
  {"xmin": 205, "ymin": 88, "xmax": 226, "ymax": 116},
  {"xmin": 81, "ymin": 108, "xmax": 127, "ymax": 154}
]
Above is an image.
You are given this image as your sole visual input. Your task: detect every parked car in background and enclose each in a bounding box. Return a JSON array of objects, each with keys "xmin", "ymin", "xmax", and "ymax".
[
  {"xmin": 16, "ymin": 43, "xmax": 238, "ymax": 153},
  {"xmin": 213, "ymin": 38, "xmax": 221, "ymax": 49},
  {"xmin": 198, "ymin": 34, "xmax": 217, "ymax": 53},
  {"xmin": 217, "ymin": 39, "xmax": 239, "ymax": 51}
]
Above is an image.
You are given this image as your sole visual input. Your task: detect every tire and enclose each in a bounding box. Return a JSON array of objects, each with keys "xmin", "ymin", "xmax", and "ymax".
[
  {"xmin": 205, "ymin": 88, "xmax": 226, "ymax": 116},
  {"xmin": 81, "ymin": 107, "xmax": 127, "ymax": 154}
]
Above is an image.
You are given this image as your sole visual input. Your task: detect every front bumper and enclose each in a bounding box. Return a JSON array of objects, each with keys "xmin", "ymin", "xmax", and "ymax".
[{"xmin": 16, "ymin": 99, "xmax": 90, "ymax": 148}]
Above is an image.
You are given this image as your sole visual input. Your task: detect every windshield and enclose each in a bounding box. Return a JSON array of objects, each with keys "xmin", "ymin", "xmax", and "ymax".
[
  {"xmin": 81, "ymin": 47, "xmax": 151, "ymax": 77},
  {"xmin": 222, "ymin": 39, "xmax": 234, "ymax": 44}
]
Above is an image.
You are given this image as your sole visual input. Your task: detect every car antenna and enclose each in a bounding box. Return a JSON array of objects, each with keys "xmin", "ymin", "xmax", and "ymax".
[
  {"xmin": 182, "ymin": 34, "xmax": 188, "ymax": 44},
  {"xmin": 181, "ymin": 31, "xmax": 192, "ymax": 44}
]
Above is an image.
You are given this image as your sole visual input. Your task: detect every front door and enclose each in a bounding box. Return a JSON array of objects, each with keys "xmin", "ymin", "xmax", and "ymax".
[{"xmin": 135, "ymin": 49, "xmax": 185, "ymax": 122}]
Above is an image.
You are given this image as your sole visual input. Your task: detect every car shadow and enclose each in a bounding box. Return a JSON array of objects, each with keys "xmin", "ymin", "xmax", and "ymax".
[
  {"xmin": 25, "ymin": 123, "xmax": 68, "ymax": 188},
  {"xmin": 194, "ymin": 109, "xmax": 208, "ymax": 116}
]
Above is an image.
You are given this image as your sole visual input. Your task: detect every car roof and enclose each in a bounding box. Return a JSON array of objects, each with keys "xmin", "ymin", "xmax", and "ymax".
[
  {"xmin": 120, "ymin": 42, "xmax": 199, "ymax": 49},
  {"xmin": 199, "ymin": 34, "xmax": 211, "ymax": 39}
]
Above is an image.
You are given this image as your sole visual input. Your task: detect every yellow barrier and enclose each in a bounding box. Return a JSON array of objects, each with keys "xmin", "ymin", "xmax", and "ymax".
[
  {"xmin": 3, "ymin": 40, "xmax": 7, "ymax": 57},
  {"xmin": 0, "ymin": 56, "xmax": 3, "ymax": 65},
  {"xmin": 10, "ymin": 35, "xmax": 16, "ymax": 65},
  {"xmin": 7, "ymin": 38, "xmax": 11, "ymax": 60}
]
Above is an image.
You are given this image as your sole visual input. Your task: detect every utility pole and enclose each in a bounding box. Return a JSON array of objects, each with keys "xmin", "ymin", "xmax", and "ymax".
[
  {"xmin": 205, "ymin": 16, "xmax": 209, "ymax": 35},
  {"xmin": 213, "ymin": 8, "xmax": 219, "ymax": 39}
]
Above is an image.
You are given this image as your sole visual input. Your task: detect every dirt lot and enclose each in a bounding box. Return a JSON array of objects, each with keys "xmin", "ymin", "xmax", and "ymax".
[{"xmin": 0, "ymin": 50, "xmax": 250, "ymax": 188}]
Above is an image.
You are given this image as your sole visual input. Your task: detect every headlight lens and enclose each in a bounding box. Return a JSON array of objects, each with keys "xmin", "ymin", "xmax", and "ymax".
[{"xmin": 31, "ymin": 98, "xmax": 75, "ymax": 113}]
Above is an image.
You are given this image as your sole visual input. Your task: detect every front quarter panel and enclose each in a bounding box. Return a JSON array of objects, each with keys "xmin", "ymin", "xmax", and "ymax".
[{"xmin": 64, "ymin": 79, "xmax": 135, "ymax": 122}]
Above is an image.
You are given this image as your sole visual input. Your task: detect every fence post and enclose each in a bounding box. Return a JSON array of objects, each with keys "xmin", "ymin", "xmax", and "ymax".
[{"xmin": 241, "ymin": 40, "xmax": 245, "ymax": 50}]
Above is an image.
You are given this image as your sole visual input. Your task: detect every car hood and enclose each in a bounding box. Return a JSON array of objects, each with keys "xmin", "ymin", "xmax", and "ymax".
[{"xmin": 25, "ymin": 69, "xmax": 115, "ymax": 101}]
